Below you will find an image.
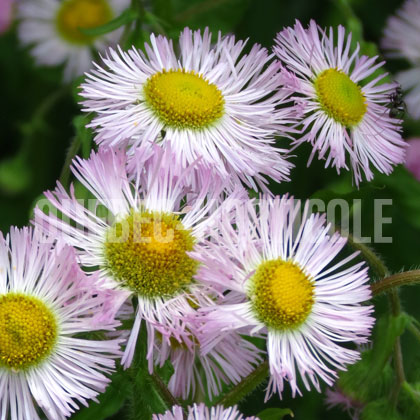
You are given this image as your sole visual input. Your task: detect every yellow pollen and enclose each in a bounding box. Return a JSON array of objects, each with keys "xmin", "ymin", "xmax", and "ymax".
[
  {"xmin": 143, "ymin": 69, "xmax": 225, "ymax": 129},
  {"xmin": 104, "ymin": 210, "xmax": 198, "ymax": 298},
  {"xmin": 248, "ymin": 259, "xmax": 314, "ymax": 330},
  {"xmin": 315, "ymin": 68, "xmax": 367, "ymax": 126},
  {"xmin": 0, "ymin": 293, "xmax": 58, "ymax": 370},
  {"xmin": 56, "ymin": 0, "xmax": 113, "ymax": 45}
]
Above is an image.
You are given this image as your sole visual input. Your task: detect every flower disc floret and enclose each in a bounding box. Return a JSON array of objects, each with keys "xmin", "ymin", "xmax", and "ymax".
[
  {"xmin": 315, "ymin": 68, "xmax": 367, "ymax": 126},
  {"xmin": 104, "ymin": 210, "xmax": 198, "ymax": 298},
  {"xmin": 143, "ymin": 69, "xmax": 225, "ymax": 129},
  {"xmin": 249, "ymin": 259, "xmax": 314, "ymax": 330},
  {"xmin": 56, "ymin": 0, "xmax": 113, "ymax": 45},
  {"xmin": 0, "ymin": 293, "xmax": 57, "ymax": 370}
]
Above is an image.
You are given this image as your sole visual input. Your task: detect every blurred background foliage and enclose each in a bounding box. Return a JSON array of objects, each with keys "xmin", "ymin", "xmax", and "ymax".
[{"xmin": 1, "ymin": 0, "xmax": 420, "ymax": 418}]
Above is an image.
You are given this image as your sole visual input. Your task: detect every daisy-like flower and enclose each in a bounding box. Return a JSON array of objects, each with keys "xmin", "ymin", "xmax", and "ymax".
[
  {"xmin": 382, "ymin": 0, "xmax": 420, "ymax": 119},
  {"xmin": 195, "ymin": 196, "xmax": 374, "ymax": 399},
  {"xmin": 17, "ymin": 0, "xmax": 130, "ymax": 81},
  {"xmin": 274, "ymin": 20, "xmax": 406, "ymax": 185},
  {"xmin": 153, "ymin": 403, "xmax": 259, "ymax": 420},
  {"xmin": 153, "ymin": 320, "xmax": 263, "ymax": 400},
  {"xmin": 34, "ymin": 144, "xmax": 245, "ymax": 369},
  {"xmin": 0, "ymin": 226, "xmax": 122, "ymax": 420},
  {"xmin": 80, "ymin": 27, "xmax": 296, "ymax": 191}
]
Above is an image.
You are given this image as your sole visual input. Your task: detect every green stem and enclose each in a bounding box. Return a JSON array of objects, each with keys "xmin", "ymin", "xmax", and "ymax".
[
  {"xmin": 58, "ymin": 135, "xmax": 82, "ymax": 188},
  {"xmin": 216, "ymin": 361, "xmax": 269, "ymax": 407},
  {"xmin": 128, "ymin": 320, "xmax": 183, "ymax": 419},
  {"xmin": 346, "ymin": 237, "xmax": 406, "ymax": 407},
  {"xmin": 371, "ymin": 270, "xmax": 420, "ymax": 297},
  {"xmin": 346, "ymin": 234, "xmax": 389, "ymax": 278},
  {"xmin": 408, "ymin": 322, "xmax": 420, "ymax": 345},
  {"xmin": 150, "ymin": 373, "xmax": 184, "ymax": 411},
  {"xmin": 388, "ymin": 287, "xmax": 405, "ymax": 407}
]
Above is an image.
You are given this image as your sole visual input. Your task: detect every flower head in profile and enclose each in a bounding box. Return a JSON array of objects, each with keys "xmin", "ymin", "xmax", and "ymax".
[
  {"xmin": 274, "ymin": 20, "xmax": 406, "ymax": 185},
  {"xmin": 153, "ymin": 319, "xmax": 263, "ymax": 400},
  {"xmin": 325, "ymin": 387, "xmax": 363, "ymax": 420},
  {"xmin": 17, "ymin": 0, "xmax": 130, "ymax": 81},
  {"xmin": 34, "ymin": 144, "xmax": 245, "ymax": 369},
  {"xmin": 153, "ymin": 403, "xmax": 259, "ymax": 420},
  {"xmin": 382, "ymin": 0, "xmax": 420, "ymax": 119},
  {"xmin": 0, "ymin": 227, "xmax": 122, "ymax": 420},
  {"xmin": 195, "ymin": 196, "xmax": 374, "ymax": 399},
  {"xmin": 80, "ymin": 27, "xmax": 296, "ymax": 191}
]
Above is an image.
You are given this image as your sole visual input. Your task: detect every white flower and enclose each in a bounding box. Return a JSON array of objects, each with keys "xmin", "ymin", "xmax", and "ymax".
[
  {"xmin": 80, "ymin": 27, "xmax": 296, "ymax": 191},
  {"xmin": 17, "ymin": 0, "xmax": 130, "ymax": 81},
  {"xmin": 275, "ymin": 20, "xmax": 406, "ymax": 185},
  {"xmin": 153, "ymin": 403, "xmax": 259, "ymax": 420},
  {"xmin": 0, "ymin": 227, "xmax": 122, "ymax": 420},
  {"xmin": 195, "ymin": 196, "xmax": 374, "ymax": 399},
  {"xmin": 34, "ymin": 144, "xmax": 245, "ymax": 369}
]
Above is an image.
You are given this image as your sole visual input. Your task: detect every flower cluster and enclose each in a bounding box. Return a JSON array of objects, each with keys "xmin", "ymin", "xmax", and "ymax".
[{"xmin": 3, "ymin": 17, "xmax": 406, "ymax": 420}]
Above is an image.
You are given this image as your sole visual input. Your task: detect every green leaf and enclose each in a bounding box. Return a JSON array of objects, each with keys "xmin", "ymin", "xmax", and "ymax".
[
  {"xmin": 399, "ymin": 382, "xmax": 420, "ymax": 420},
  {"xmin": 361, "ymin": 398, "xmax": 403, "ymax": 420},
  {"xmin": 80, "ymin": 8, "xmax": 139, "ymax": 37},
  {"xmin": 0, "ymin": 154, "xmax": 31, "ymax": 194},
  {"xmin": 338, "ymin": 314, "xmax": 409, "ymax": 404},
  {"xmin": 368, "ymin": 313, "xmax": 410, "ymax": 380},
  {"xmin": 257, "ymin": 407, "xmax": 294, "ymax": 419}
]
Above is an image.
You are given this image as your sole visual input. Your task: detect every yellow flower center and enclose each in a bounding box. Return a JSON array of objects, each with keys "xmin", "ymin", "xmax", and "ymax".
[
  {"xmin": 248, "ymin": 260, "xmax": 315, "ymax": 330},
  {"xmin": 56, "ymin": 0, "xmax": 113, "ymax": 45},
  {"xmin": 314, "ymin": 68, "xmax": 367, "ymax": 126},
  {"xmin": 0, "ymin": 293, "xmax": 58, "ymax": 370},
  {"xmin": 104, "ymin": 210, "xmax": 198, "ymax": 298},
  {"xmin": 143, "ymin": 69, "xmax": 225, "ymax": 129}
]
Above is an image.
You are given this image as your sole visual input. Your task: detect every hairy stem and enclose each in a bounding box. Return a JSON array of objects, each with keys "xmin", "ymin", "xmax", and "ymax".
[
  {"xmin": 346, "ymin": 234, "xmax": 389, "ymax": 279},
  {"xmin": 216, "ymin": 361, "xmax": 269, "ymax": 407},
  {"xmin": 371, "ymin": 270, "xmax": 420, "ymax": 297}
]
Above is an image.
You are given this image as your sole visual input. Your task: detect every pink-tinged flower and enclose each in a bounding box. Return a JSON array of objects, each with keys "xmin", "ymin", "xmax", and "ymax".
[
  {"xmin": 153, "ymin": 403, "xmax": 259, "ymax": 420},
  {"xmin": 34, "ymin": 144, "xmax": 246, "ymax": 369},
  {"xmin": 325, "ymin": 387, "xmax": 363, "ymax": 420},
  {"xmin": 0, "ymin": 227, "xmax": 122, "ymax": 420},
  {"xmin": 153, "ymin": 317, "xmax": 263, "ymax": 400},
  {"xmin": 382, "ymin": 0, "xmax": 420, "ymax": 119},
  {"xmin": 274, "ymin": 20, "xmax": 406, "ymax": 185},
  {"xmin": 405, "ymin": 138, "xmax": 420, "ymax": 180},
  {"xmin": 17, "ymin": 0, "xmax": 130, "ymax": 81},
  {"xmin": 194, "ymin": 196, "xmax": 374, "ymax": 399},
  {"xmin": 80, "ymin": 27, "xmax": 296, "ymax": 191},
  {"xmin": 0, "ymin": 0, "xmax": 14, "ymax": 34}
]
